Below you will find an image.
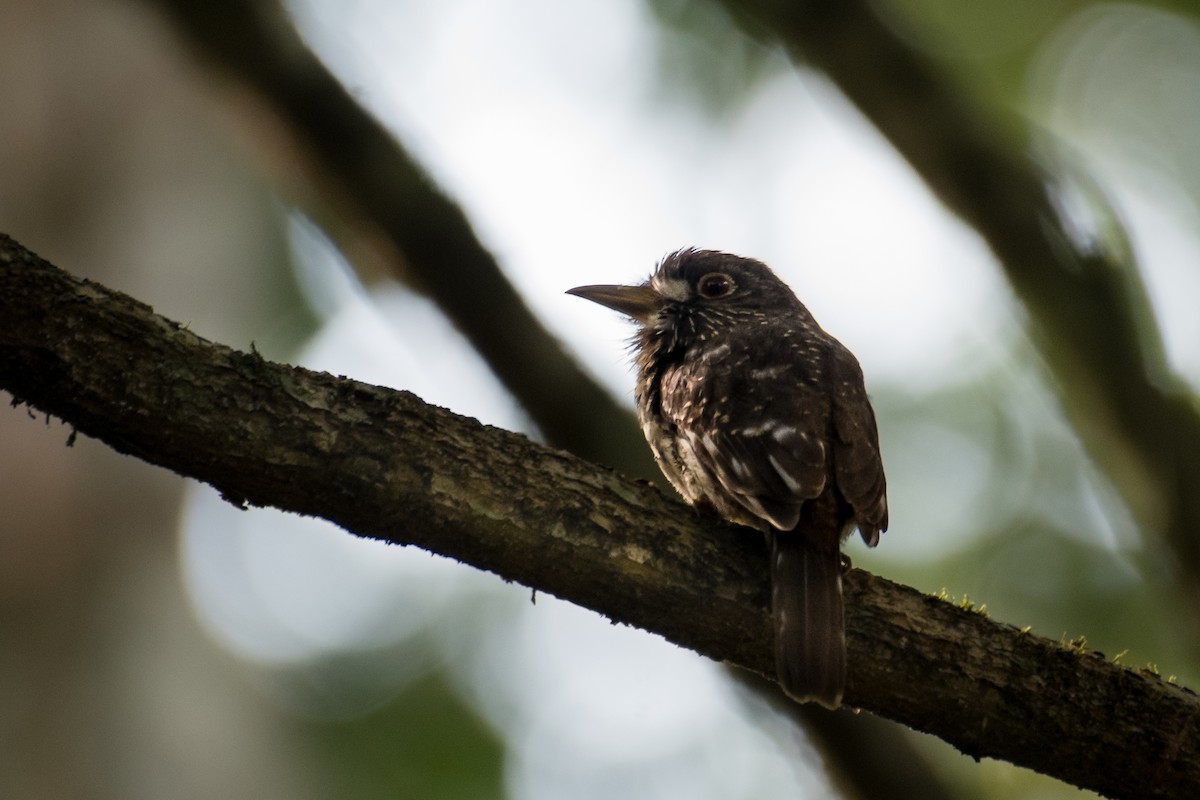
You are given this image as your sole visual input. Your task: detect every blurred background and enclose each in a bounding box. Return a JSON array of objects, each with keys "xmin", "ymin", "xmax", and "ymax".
[{"xmin": 2, "ymin": 0, "xmax": 1199, "ymax": 797}]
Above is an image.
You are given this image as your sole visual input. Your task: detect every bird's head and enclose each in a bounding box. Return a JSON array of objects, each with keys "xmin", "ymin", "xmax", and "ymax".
[{"xmin": 567, "ymin": 249, "xmax": 812, "ymax": 341}]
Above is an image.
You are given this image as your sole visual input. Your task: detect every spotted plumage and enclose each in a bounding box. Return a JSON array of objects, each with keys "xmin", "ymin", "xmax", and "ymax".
[{"xmin": 568, "ymin": 248, "xmax": 887, "ymax": 707}]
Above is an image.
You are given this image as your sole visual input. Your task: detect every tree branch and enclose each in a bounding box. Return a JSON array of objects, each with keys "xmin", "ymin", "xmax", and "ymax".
[
  {"xmin": 3, "ymin": 234, "xmax": 1197, "ymax": 799},
  {"xmin": 136, "ymin": 0, "xmax": 659, "ymax": 482}
]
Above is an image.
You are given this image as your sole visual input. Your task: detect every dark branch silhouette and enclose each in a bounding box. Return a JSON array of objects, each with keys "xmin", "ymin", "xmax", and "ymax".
[
  {"xmin": 140, "ymin": 0, "xmax": 658, "ymax": 483},
  {"xmin": 2, "ymin": 234, "xmax": 1197, "ymax": 800}
]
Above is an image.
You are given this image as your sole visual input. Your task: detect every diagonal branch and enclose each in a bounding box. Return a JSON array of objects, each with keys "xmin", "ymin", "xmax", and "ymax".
[
  {"xmin": 137, "ymin": 0, "xmax": 659, "ymax": 482},
  {"xmin": 3, "ymin": 235, "xmax": 1198, "ymax": 800}
]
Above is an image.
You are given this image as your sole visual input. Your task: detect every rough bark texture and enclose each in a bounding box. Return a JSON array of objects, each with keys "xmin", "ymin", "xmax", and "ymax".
[{"xmin": 3, "ymin": 235, "xmax": 1199, "ymax": 799}]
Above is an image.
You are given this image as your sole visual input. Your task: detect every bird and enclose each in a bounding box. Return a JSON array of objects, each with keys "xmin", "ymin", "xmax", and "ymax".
[{"xmin": 567, "ymin": 248, "xmax": 887, "ymax": 707}]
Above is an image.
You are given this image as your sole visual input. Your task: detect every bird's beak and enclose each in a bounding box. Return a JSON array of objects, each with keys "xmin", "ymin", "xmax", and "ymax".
[{"xmin": 566, "ymin": 284, "xmax": 662, "ymax": 324}]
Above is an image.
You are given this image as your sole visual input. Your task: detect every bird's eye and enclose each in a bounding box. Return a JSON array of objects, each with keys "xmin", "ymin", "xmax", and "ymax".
[{"xmin": 697, "ymin": 273, "xmax": 735, "ymax": 299}]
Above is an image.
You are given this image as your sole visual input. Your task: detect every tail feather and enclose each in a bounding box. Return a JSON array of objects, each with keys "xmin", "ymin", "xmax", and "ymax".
[{"xmin": 770, "ymin": 532, "xmax": 845, "ymax": 708}]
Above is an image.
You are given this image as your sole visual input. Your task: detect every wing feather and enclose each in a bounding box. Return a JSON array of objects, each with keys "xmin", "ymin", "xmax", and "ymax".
[
  {"xmin": 829, "ymin": 347, "xmax": 888, "ymax": 545},
  {"xmin": 682, "ymin": 422, "xmax": 827, "ymax": 531}
]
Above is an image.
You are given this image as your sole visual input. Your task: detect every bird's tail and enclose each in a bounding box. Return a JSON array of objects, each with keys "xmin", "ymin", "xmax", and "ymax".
[{"xmin": 769, "ymin": 531, "xmax": 845, "ymax": 708}]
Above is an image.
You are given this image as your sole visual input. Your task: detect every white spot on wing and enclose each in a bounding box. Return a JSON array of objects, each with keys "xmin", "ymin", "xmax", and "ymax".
[
  {"xmin": 702, "ymin": 343, "xmax": 731, "ymax": 362},
  {"xmin": 768, "ymin": 454, "xmax": 802, "ymax": 493},
  {"xmin": 736, "ymin": 421, "xmax": 774, "ymax": 437},
  {"xmin": 750, "ymin": 365, "xmax": 785, "ymax": 380},
  {"xmin": 771, "ymin": 425, "xmax": 797, "ymax": 443}
]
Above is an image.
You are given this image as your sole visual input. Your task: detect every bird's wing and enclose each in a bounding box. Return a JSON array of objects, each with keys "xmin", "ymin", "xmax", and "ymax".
[
  {"xmin": 829, "ymin": 346, "xmax": 888, "ymax": 545},
  {"xmin": 682, "ymin": 421, "xmax": 828, "ymax": 531},
  {"xmin": 660, "ymin": 345, "xmax": 831, "ymax": 536}
]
